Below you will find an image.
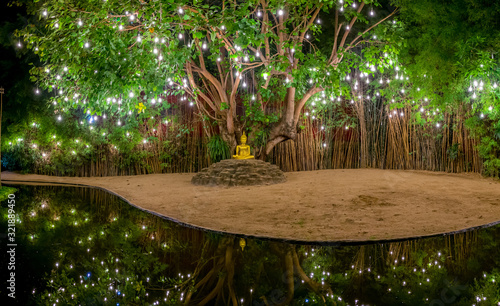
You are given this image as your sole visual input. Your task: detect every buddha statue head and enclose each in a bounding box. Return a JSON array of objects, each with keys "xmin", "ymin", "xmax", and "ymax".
[{"xmin": 240, "ymin": 132, "xmax": 247, "ymax": 145}]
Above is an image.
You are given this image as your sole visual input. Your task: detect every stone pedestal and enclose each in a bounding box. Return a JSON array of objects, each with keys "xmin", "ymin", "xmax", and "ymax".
[{"xmin": 191, "ymin": 159, "xmax": 286, "ymax": 187}]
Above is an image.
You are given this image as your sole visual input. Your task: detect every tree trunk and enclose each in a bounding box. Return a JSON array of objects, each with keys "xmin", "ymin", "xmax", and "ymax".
[
  {"xmin": 258, "ymin": 88, "xmax": 298, "ymax": 160},
  {"xmin": 259, "ymin": 118, "xmax": 297, "ymax": 160}
]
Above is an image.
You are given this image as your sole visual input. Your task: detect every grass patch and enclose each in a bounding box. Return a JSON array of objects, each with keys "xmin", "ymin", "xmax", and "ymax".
[
  {"xmin": 294, "ymin": 219, "xmax": 305, "ymax": 227},
  {"xmin": 0, "ymin": 186, "xmax": 18, "ymax": 202}
]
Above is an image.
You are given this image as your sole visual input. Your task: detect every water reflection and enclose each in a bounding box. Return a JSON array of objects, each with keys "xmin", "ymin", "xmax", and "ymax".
[{"xmin": 1, "ymin": 185, "xmax": 499, "ymax": 305}]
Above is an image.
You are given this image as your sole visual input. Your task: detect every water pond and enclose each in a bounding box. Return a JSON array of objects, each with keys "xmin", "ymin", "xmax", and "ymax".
[{"xmin": 1, "ymin": 185, "xmax": 499, "ymax": 305}]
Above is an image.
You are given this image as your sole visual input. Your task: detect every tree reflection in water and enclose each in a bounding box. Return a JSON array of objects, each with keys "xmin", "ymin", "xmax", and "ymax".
[{"xmin": 1, "ymin": 185, "xmax": 499, "ymax": 305}]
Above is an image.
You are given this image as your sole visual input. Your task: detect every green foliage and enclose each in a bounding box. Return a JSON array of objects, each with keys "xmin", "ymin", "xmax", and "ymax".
[
  {"xmin": 447, "ymin": 143, "xmax": 461, "ymax": 161},
  {"xmin": 0, "ymin": 186, "xmax": 17, "ymax": 201},
  {"xmin": 207, "ymin": 134, "xmax": 230, "ymax": 163}
]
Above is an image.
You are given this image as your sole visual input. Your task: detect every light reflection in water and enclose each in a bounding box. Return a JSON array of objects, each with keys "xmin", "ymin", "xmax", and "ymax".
[{"xmin": 1, "ymin": 185, "xmax": 499, "ymax": 305}]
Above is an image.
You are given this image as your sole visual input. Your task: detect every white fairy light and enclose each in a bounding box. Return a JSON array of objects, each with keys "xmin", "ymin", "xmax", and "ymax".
[
  {"xmin": 137, "ymin": 35, "xmax": 142, "ymax": 42},
  {"xmin": 55, "ymin": 22, "xmax": 59, "ymax": 28},
  {"xmin": 84, "ymin": 42, "xmax": 90, "ymax": 48},
  {"xmin": 57, "ymin": 115, "xmax": 62, "ymax": 121},
  {"xmin": 178, "ymin": 7, "xmax": 184, "ymax": 14},
  {"xmin": 178, "ymin": 33, "xmax": 183, "ymax": 39},
  {"xmin": 118, "ymin": 25, "xmax": 123, "ymax": 30},
  {"xmin": 202, "ymin": 42, "xmax": 207, "ymax": 49},
  {"xmin": 129, "ymin": 14, "xmax": 135, "ymax": 21},
  {"xmin": 278, "ymin": 9, "xmax": 284, "ymax": 16}
]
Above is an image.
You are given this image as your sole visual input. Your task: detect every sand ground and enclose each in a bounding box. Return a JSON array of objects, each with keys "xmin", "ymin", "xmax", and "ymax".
[{"xmin": 3, "ymin": 169, "xmax": 500, "ymax": 243}]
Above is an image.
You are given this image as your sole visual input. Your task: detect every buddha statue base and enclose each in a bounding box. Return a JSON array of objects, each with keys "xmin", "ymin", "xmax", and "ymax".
[
  {"xmin": 191, "ymin": 159, "xmax": 286, "ymax": 187},
  {"xmin": 232, "ymin": 155, "xmax": 254, "ymax": 160}
]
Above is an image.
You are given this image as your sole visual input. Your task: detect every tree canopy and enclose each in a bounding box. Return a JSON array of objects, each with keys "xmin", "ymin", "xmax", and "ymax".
[{"xmin": 16, "ymin": 0, "xmax": 399, "ymax": 157}]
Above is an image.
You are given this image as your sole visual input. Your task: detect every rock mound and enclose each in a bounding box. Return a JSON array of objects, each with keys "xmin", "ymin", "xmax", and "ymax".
[{"xmin": 191, "ymin": 159, "xmax": 286, "ymax": 187}]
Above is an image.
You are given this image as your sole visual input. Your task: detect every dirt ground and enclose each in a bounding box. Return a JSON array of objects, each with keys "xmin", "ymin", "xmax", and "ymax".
[{"xmin": 4, "ymin": 169, "xmax": 500, "ymax": 243}]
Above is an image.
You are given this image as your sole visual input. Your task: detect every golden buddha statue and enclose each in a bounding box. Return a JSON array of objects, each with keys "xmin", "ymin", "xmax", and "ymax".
[{"xmin": 232, "ymin": 132, "xmax": 254, "ymax": 159}]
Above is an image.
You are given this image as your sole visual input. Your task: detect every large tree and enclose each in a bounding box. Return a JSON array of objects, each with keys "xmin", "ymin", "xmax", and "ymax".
[{"xmin": 18, "ymin": 0, "xmax": 397, "ymax": 159}]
